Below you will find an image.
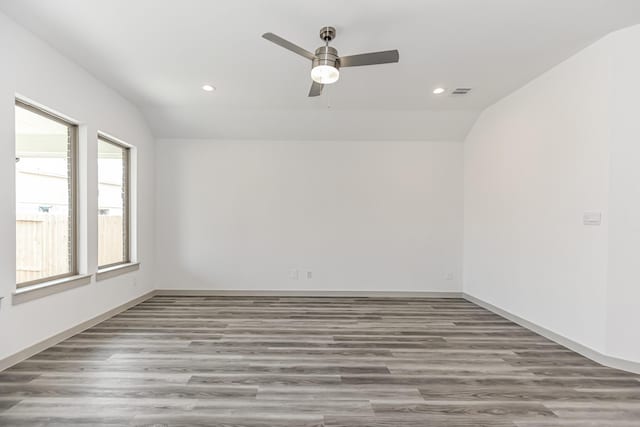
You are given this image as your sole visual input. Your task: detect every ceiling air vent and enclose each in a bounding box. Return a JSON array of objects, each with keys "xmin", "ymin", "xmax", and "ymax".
[{"xmin": 451, "ymin": 88, "xmax": 472, "ymax": 95}]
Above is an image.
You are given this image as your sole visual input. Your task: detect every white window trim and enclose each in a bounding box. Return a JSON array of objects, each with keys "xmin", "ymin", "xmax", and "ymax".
[
  {"xmin": 96, "ymin": 262, "xmax": 140, "ymax": 281},
  {"xmin": 12, "ymin": 274, "xmax": 92, "ymax": 305}
]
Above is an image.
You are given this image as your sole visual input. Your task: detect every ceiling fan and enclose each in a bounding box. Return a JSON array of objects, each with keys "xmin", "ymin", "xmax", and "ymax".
[{"xmin": 262, "ymin": 26, "xmax": 399, "ymax": 97}]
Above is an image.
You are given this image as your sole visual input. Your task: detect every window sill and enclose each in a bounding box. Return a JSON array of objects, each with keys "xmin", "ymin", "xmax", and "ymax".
[
  {"xmin": 96, "ymin": 262, "xmax": 140, "ymax": 281},
  {"xmin": 12, "ymin": 274, "xmax": 92, "ymax": 305}
]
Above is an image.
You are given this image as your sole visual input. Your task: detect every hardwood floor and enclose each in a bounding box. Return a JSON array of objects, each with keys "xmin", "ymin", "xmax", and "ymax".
[{"xmin": 1, "ymin": 295, "xmax": 639, "ymax": 426}]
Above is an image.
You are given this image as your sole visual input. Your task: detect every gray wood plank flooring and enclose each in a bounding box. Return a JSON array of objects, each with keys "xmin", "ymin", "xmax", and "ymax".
[{"xmin": 1, "ymin": 296, "xmax": 639, "ymax": 426}]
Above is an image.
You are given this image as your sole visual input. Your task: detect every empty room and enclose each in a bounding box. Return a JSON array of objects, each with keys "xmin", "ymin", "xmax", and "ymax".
[{"xmin": 1, "ymin": 0, "xmax": 640, "ymax": 426}]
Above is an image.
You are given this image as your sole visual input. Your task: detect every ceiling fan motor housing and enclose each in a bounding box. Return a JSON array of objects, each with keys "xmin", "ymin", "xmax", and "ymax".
[{"xmin": 313, "ymin": 46, "xmax": 340, "ymax": 70}]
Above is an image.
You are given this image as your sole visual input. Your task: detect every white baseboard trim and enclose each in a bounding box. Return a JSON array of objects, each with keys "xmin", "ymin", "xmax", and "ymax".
[
  {"xmin": 463, "ymin": 292, "xmax": 640, "ymax": 375},
  {"xmin": 0, "ymin": 290, "xmax": 156, "ymax": 372},
  {"xmin": 155, "ymin": 289, "xmax": 464, "ymax": 298}
]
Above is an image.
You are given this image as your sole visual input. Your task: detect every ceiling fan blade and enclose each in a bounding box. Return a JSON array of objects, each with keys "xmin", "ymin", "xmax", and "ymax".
[
  {"xmin": 308, "ymin": 81, "xmax": 324, "ymax": 97},
  {"xmin": 339, "ymin": 49, "xmax": 399, "ymax": 67},
  {"xmin": 262, "ymin": 32, "xmax": 316, "ymax": 61}
]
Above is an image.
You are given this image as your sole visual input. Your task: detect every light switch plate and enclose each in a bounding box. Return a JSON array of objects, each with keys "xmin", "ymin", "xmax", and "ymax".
[{"xmin": 583, "ymin": 212, "xmax": 602, "ymax": 226}]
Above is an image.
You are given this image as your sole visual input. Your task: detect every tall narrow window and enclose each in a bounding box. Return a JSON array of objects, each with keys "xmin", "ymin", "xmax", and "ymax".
[
  {"xmin": 15, "ymin": 100, "xmax": 77, "ymax": 287},
  {"xmin": 98, "ymin": 136, "xmax": 130, "ymax": 268}
]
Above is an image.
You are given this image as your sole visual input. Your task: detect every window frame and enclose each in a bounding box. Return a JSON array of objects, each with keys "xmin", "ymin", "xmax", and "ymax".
[
  {"xmin": 15, "ymin": 99, "xmax": 79, "ymax": 288},
  {"xmin": 97, "ymin": 134, "xmax": 131, "ymax": 269}
]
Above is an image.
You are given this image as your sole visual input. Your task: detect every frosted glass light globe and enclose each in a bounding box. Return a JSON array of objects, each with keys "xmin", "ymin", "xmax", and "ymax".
[{"xmin": 311, "ymin": 65, "xmax": 340, "ymax": 84}]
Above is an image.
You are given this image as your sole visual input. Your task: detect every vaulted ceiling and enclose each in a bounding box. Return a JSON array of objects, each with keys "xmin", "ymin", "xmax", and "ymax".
[{"xmin": 2, "ymin": 0, "xmax": 640, "ymax": 140}]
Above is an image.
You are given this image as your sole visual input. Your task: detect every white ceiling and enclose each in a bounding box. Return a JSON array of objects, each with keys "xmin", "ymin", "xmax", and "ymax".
[{"xmin": 2, "ymin": 0, "xmax": 640, "ymax": 141}]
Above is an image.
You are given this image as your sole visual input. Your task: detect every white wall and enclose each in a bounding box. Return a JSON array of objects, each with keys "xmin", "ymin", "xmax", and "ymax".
[
  {"xmin": 464, "ymin": 25, "xmax": 640, "ymax": 362},
  {"xmin": 0, "ymin": 11, "xmax": 155, "ymax": 362},
  {"xmin": 605, "ymin": 25, "xmax": 640, "ymax": 363},
  {"xmin": 155, "ymin": 139, "xmax": 463, "ymax": 293}
]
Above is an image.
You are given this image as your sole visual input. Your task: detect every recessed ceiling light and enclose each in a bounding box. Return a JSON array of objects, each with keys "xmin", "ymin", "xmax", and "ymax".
[
  {"xmin": 433, "ymin": 87, "xmax": 446, "ymax": 95},
  {"xmin": 202, "ymin": 84, "xmax": 215, "ymax": 92}
]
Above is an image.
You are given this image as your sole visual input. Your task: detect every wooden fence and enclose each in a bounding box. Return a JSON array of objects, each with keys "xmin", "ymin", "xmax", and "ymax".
[
  {"xmin": 16, "ymin": 214, "xmax": 123, "ymax": 283},
  {"xmin": 98, "ymin": 216, "xmax": 124, "ymax": 267}
]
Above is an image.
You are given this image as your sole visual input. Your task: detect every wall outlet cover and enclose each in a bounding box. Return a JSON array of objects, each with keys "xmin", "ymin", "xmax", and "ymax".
[{"xmin": 583, "ymin": 212, "xmax": 602, "ymax": 226}]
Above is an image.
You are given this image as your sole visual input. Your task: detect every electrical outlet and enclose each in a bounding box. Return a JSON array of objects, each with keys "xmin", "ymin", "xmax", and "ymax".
[
  {"xmin": 289, "ymin": 269, "xmax": 299, "ymax": 280},
  {"xmin": 583, "ymin": 211, "xmax": 602, "ymax": 226},
  {"xmin": 306, "ymin": 271, "xmax": 313, "ymax": 280},
  {"xmin": 445, "ymin": 272, "xmax": 454, "ymax": 281}
]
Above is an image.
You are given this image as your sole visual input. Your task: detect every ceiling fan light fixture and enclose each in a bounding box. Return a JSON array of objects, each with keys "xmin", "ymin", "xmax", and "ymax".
[
  {"xmin": 311, "ymin": 65, "xmax": 340, "ymax": 84},
  {"xmin": 262, "ymin": 27, "xmax": 399, "ymax": 97}
]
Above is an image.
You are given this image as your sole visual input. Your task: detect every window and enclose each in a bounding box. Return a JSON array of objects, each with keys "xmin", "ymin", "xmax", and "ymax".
[
  {"xmin": 15, "ymin": 100, "xmax": 77, "ymax": 287},
  {"xmin": 98, "ymin": 135, "xmax": 130, "ymax": 268}
]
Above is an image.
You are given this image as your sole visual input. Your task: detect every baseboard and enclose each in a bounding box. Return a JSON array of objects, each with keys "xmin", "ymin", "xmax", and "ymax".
[
  {"xmin": 463, "ymin": 292, "xmax": 640, "ymax": 375},
  {"xmin": 0, "ymin": 290, "xmax": 156, "ymax": 372},
  {"xmin": 155, "ymin": 289, "xmax": 464, "ymax": 298}
]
